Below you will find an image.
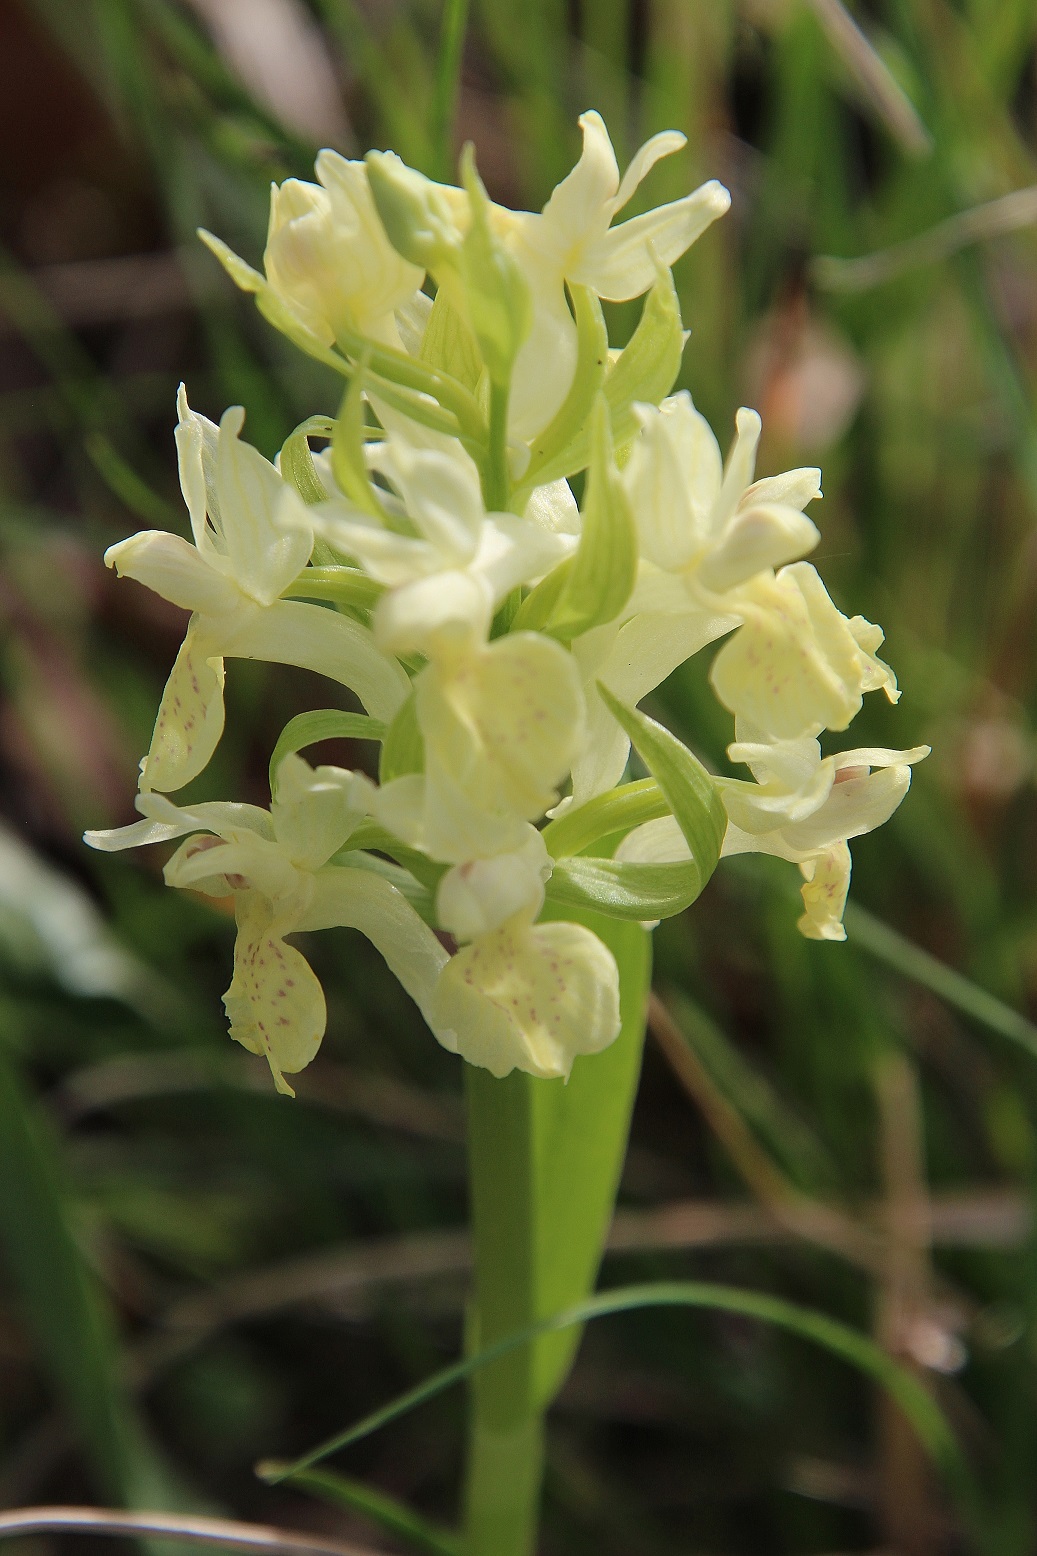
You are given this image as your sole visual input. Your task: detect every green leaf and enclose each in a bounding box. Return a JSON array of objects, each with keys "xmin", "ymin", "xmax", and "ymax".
[
  {"xmin": 844, "ymin": 901, "xmax": 1037, "ymax": 1062},
  {"xmin": 520, "ymin": 283, "xmax": 608, "ymax": 493},
  {"xmin": 256, "ymin": 1463, "xmax": 460, "ymax": 1556},
  {"xmin": 545, "ymin": 855, "xmax": 706, "ymax": 920},
  {"xmin": 279, "ymin": 417, "xmax": 335, "ymax": 506},
  {"xmin": 267, "ymin": 1279, "xmax": 980, "ymax": 1534},
  {"xmin": 516, "ymin": 268, "xmax": 684, "ymax": 494},
  {"xmin": 332, "ymin": 366, "xmax": 385, "ymax": 520},
  {"xmin": 458, "ymin": 146, "xmax": 532, "ymax": 387},
  {"xmin": 509, "ymin": 557, "xmax": 572, "ymax": 634},
  {"xmin": 602, "ymin": 266, "xmax": 685, "ymax": 448},
  {"xmin": 527, "ymin": 908, "xmax": 651, "ymax": 1406},
  {"xmin": 269, "ymin": 711, "xmax": 386, "ymax": 794},
  {"xmin": 541, "ymin": 777, "xmax": 667, "ymax": 860},
  {"xmin": 0, "ymin": 1037, "xmax": 165, "ymax": 1505},
  {"xmin": 379, "ymin": 690, "xmax": 425, "ymax": 782},
  {"xmin": 338, "ymin": 824, "xmax": 447, "ymax": 895},
  {"xmin": 462, "ymin": 912, "xmax": 650, "ymax": 1424},
  {"xmin": 515, "ymin": 397, "xmax": 637, "ymax": 641},
  {"xmin": 283, "ymin": 565, "xmax": 385, "ymax": 614},
  {"xmin": 598, "ymin": 685, "xmax": 726, "ymax": 876},
  {"xmin": 420, "ymin": 287, "xmax": 484, "ymax": 395}
]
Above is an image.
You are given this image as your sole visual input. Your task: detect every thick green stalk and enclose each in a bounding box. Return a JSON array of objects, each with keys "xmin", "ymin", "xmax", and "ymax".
[{"xmin": 462, "ymin": 911, "xmax": 651, "ymax": 1555}]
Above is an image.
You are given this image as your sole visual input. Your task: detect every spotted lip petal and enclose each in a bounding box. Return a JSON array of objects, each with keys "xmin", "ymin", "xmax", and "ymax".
[
  {"xmin": 428, "ymin": 911, "xmax": 621, "ymax": 1079},
  {"xmin": 139, "ymin": 625, "xmax": 226, "ymax": 795},
  {"xmin": 224, "ymin": 898, "xmax": 327, "ymax": 1097}
]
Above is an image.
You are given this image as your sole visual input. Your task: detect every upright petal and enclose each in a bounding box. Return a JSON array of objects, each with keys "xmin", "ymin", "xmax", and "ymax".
[
  {"xmin": 375, "ymin": 436, "xmax": 485, "ymax": 562},
  {"xmin": 215, "ymin": 407, "xmax": 313, "ymax": 604},
  {"xmin": 611, "ymin": 129, "xmax": 687, "ymax": 214},
  {"xmin": 624, "ymin": 395, "xmax": 723, "ymax": 570},
  {"xmin": 175, "ymin": 384, "xmax": 223, "ymax": 557},
  {"xmin": 271, "ymin": 753, "xmax": 362, "ymax": 868},
  {"xmin": 537, "ymin": 111, "xmax": 619, "ymax": 256},
  {"xmin": 506, "ymin": 255, "xmax": 580, "ymax": 443}
]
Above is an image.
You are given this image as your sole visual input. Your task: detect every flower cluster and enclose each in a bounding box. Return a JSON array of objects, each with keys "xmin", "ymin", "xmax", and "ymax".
[{"xmin": 87, "ymin": 113, "xmax": 927, "ymax": 1095}]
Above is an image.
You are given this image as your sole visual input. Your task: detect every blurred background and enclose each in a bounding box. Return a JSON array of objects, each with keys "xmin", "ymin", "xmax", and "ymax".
[{"xmin": 1, "ymin": 0, "xmax": 1036, "ymax": 1552}]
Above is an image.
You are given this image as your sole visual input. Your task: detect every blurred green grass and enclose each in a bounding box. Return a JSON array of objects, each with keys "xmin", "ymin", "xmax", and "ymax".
[{"xmin": 1, "ymin": 0, "xmax": 1037, "ymax": 1551}]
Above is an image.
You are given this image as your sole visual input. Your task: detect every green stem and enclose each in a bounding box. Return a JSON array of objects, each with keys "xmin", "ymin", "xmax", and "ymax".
[
  {"xmin": 464, "ymin": 1415, "xmax": 544, "ymax": 1556},
  {"xmin": 335, "ymin": 325, "xmax": 485, "ymax": 442},
  {"xmin": 461, "ymin": 914, "xmax": 652, "ymax": 1555},
  {"xmin": 283, "ymin": 566, "xmax": 384, "ymax": 612},
  {"xmin": 485, "ymin": 380, "xmax": 511, "ymax": 511},
  {"xmin": 463, "ymin": 1067, "xmax": 543, "ymax": 1556}
]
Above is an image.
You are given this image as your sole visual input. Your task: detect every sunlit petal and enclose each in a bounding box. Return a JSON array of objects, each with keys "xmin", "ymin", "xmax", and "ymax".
[{"xmin": 429, "ymin": 913, "xmax": 621, "ymax": 1079}]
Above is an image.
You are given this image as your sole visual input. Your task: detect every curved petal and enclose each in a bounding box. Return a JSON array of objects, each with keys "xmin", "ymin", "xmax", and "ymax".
[
  {"xmin": 105, "ymin": 530, "xmax": 240, "ymax": 615},
  {"xmin": 301, "ymin": 864, "xmax": 449, "ymax": 1019},
  {"xmin": 428, "ymin": 914, "xmax": 621, "ymax": 1079},
  {"xmin": 310, "ymin": 503, "xmax": 441, "ymax": 588},
  {"xmin": 612, "ymin": 129, "xmax": 687, "ymax": 214},
  {"xmin": 85, "ymin": 815, "xmax": 198, "ymax": 853},
  {"xmin": 223, "ymin": 599, "xmax": 410, "ymax": 722},
  {"xmin": 742, "ymin": 467, "xmax": 822, "ymax": 513},
  {"xmin": 575, "ymin": 181, "xmax": 730, "ymax": 301},
  {"xmin": 698, "ymin": 503, "xmax": 820, "ymax": 594},
  {"xmin": 90, "ymin": 795, "xmax": 275, "ymax": 861},
  {"xmin": 224, "ymin": 900, "xmax": 326, "ymax": 1097},
  {"xmin": 139, "ymin": 625, "xmax": 226, "ymax": 794},
  {"xmin": 782, "ymin": 764, "xmax": 914, "ymax": 853},
  {"xmin": 713, "ymin": 407, "xmax": 762, "ymax": 529},
  {"xmin": 137, "ymin": 792, "xmax": 276, "ymax": 841}
]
